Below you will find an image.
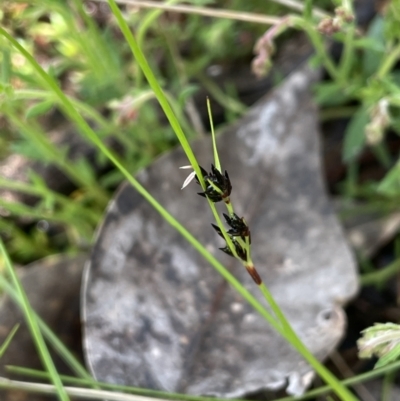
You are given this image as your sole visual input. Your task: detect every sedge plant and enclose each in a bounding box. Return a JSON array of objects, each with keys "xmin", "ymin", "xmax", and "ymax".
[
  {"xmin": 0, "ymin": 3, "xmax": 358, "ymax": 401},
  {"xmin": 106, "ymin": 1, "xmax": 358, "ymax": 399}
]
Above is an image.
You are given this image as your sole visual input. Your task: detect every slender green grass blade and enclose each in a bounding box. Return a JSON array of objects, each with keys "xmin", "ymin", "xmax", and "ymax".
[
  {"xmin": 207, "ymin": 98, "xmax": 221, "ymax": 172},
  {"xmin": 106, "ymin": 0, "xmax": 205, "ymax": 187},
  {"xmin": 0, "ymin": 240, "xmax": 69, "ymax": 401},
  {"xmin": 0, "ymin": 325, "xmax": 19, "ymax": 358}
]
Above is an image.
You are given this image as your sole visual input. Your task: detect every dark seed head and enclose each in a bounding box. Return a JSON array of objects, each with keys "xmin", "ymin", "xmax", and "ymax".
[
  {"xmin": 220, "ymin": 246, "xmax": 234, "ymax": 257},
  {"xmin": 219, "ymin": 239, "xmax": 247, "ymax": 261},
  {"xmin": 196, "ymin": 164, "xmax": 232, "ymax": 203},
  {"xmin": 211, "ymin": 223, "xmax": 224, "ymax": 239},
  {"xmin": 195, "ymin": 166, "xmax": 209, "ymax": 185},
  {"xmin": 223, "ymin": 213, "xmax": 251, "ymax": 243}
]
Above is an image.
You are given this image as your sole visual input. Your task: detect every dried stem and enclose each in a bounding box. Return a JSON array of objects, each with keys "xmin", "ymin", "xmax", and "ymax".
[
  {"xmin": 92, "ymin": 0, "xmax": 282, "ymax": 25},
  {"xmin": 0, "ymin": 376, "xmax": 167, "ymax": 401}
]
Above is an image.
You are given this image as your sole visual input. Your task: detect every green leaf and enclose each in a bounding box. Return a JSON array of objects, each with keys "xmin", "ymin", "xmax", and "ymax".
[
  {"xmin": 0, "ymin": 324, "xmax": 19, "ymax": 358},
  {"xmin": 303, "ymin": 0, "xmax": 313, "ymax": 20},
  {"xmin": 27, "ymin": 170, "xmax": 56, "ymax": 211},
  {"xmin": 27, "ymin": 170, "xmax": 48, "ymax": 190},
  {"xmin": 353, "ymin": 37, "xmax": 385, "ymax": 52},
  {"xmin": 343, "ymin": 107, "xmax": 369, "ymax": 162},
  {"xmin": 11, "ymin": 140, "xmax": 52, "ymax": 163},
  {"xmin": 382, "ymin": 73, "xmax": 400, "ymax": 95},
  {"xmin": 0, "ymin": 82, "xmax": 14, "ymax": 98},
  {"xmin": 377, "ymin": 163, "xmax": 400, "ymax": 196},
  {"xmin": 25, "ymin": 99, "xmax": 55, "ymax": 119},
  {"xmin": 308, "ymin": 53, "xmax": 323, "ymax": 70},
  {"xmin": 375, "ymin": 343, "xmax": 400, "ymax": 368},
  {"xmin": 74, "ymin": 158, "xmax": 96, "ymax": 184},
  {"xmin": 313, "ymin": 82, "xmax": 350, "ymax": 106},
  {"xmin": 363, "ymin": 16, "xmax": 386, "ymax": 78},
  {"xmin": 178, "ymin": 84, "xmax": 199, "ymax": 108},
  {"xmin": 98, "ymin": 169, "xmax": 124, "ymax": 188}
]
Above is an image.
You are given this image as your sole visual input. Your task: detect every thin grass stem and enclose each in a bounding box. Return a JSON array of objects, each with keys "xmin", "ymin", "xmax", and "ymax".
[
  {"xmin": 0, "ymin": 325, "xmax": 20, "ymax": 358},
  {"xmin": 0, "ymin": 241, "xmax": 70, "ymax": 401},
  {"xmin": 136, "ymin": 0, "xmax": 180, "ymax": 88},
  {"xmin": 360, "ymin": 258, "xmax": 400, "ymax": 287},
  {"xmin": 207, "ymin": 99, "xmax": 221, "ymax": 172},
  {"xmin": 0, "ymin": 271, "xmax": 94, "ymax": 382},
  {"xmin": 163, "ymin": 28, "xmax": 205, "ymax": 136}
]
